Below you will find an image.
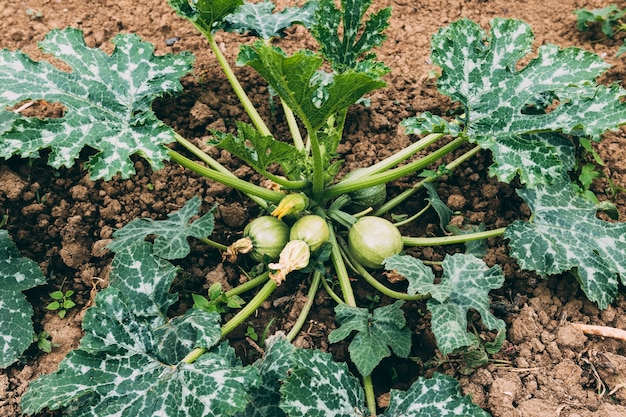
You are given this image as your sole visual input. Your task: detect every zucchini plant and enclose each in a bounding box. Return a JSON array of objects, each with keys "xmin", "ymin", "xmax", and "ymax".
[{"xmin": 1, "ymin": 0, "xmax": 626, "ymax": 415}]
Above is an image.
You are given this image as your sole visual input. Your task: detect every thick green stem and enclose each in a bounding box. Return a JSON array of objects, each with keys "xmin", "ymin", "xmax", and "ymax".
[
  {"xmin": 221, "ymin": 278, "xmax": 277, "ymax": 337},
  {"xmin": 281, "ymin": 99, "xmax": 305, "ymax": 151},
  {"xmin": 309, "ymin": 129, "xmax": 325, "ymax": 200},
  {"xmin": 323, "ymin": 136, "xmax": 466, "ymax": 200},
  {"xmin": 328, "ymin": 223, "xmax": 357, "ymax": 307},
  {"xmin": 374, "ymin": 145, "xmax": 482, "ymax": 216},
  {"xmin": 402, "ymin": 227, "xmax": 507, "ymax": 246},
  {"xmin": 225, "ymin": 273, "xmax": 270, "ymax": 298},
  {"xmin": 341, "ymin": 132, "xmax": 444, "ymax": 182},
  {"xmin": 182, "ymin": 273, "xmax": 273, "ymax": 365},
  {"xmin": 176, "ymin": 133, "xmax": 308, "ymax": 191},
  {"xmin": 286, "ymin": 271, "xmax": 322, "ymax": 341},
  {"xmin": 363, "ymin": 374, "xmax": 376, "ymax": 417},
  {"xmin": 339, "ymin": 241, "xmax": 429, "ymax": 301},
  {"xmin": 206, "ymin": 32, "xmax": 271, "ymax": 137},
  {"xmin": 168, "ymin": 149, "xmax": 284, "ymax": 204}
]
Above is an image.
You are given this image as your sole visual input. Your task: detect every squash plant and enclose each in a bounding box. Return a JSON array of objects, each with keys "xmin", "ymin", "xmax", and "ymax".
[{"xmin": 2, "ymin": 0, "xmax": 626, "ymax": 415}]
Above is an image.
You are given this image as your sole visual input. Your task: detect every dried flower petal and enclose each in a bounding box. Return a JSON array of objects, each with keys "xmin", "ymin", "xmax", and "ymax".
[{"xmin": 268, "ymin": 240, "xmax": 310, "ymax": 285}]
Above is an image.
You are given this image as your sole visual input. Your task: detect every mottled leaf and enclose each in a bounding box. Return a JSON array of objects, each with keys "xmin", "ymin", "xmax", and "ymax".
[
  {"xmin": 408, "ymin": 18, "xmax": 626, "ymax": 187},
  {"xmin": 107, "ymin": 196, "xmax": 215, "ymax": 260},
  {"xmin": 224, "ymin": 0, "xmax": 318, "ymax": 39},
  {"xmin": 382, "ymin": 372, "xmax": 490, "ymax": 417},
  {"xmin": 506, "ymin": 182, "xmax": 626, "ymax": 309},
  {"xmin": 280, "ymin": 348, "xmax": 367, "ymax": 417},
  {"xmin": 235, "ymin": 334, "xmax": 295, "ymax": 417},
  {"xmin": 383, "ymin": 254, "xmax": 450, "ymax": 301},
  {"xmin": 20, "ymin": 243, "xmax": 259, "ymax": 416},
  {"xmin": 0, "ymin": 28, "xmax": 194, "ymax": 180},
  {"xmin": 312, "ymin": 0, "xmax": 390, "ymax": 75},
  {"xmin": 427, "ymin": 254, "xmax": 505, "ymax": 355},
  {"xmin": 328, "ymin": 301, "xmax": 411, "ymax": 376},
  {"xmin": 0, "ymin": 230, "xmax": 46, "ymax": 368}
]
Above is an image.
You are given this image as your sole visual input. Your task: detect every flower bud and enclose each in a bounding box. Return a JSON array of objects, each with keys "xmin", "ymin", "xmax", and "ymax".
[
  {"xmin": 268, "ymin": 240, "xmax": 310, "ymax": 285},
  {"xmin": 271, "ymin": 193, "xmax": 309, "ymax": 220}
]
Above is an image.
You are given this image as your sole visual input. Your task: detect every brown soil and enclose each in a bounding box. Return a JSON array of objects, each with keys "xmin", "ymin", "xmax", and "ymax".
[{"xmin": 2, "ymin": 0, "xmax": 626, "ymax": 416}]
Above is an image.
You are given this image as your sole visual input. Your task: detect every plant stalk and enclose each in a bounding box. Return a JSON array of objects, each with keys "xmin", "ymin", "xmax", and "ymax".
[
  {"xmin": 221, "ymin": 278, "xmax": 278, "ymax": 337},
  {"xmin": 374, "ymin": 144, "xmax": 481, "ymax": 215},
  {"xmin": 225, "ymin": 273, "xmax": 270, "ymax": 298},
  {"xmin": 168, "ymin": 149, "xmax": 284, "ymax": 204},
  {"xmin": 323, "ymin": 136, "xmax": 466, "ymax": 199},
  {"xmin": 182, "ymin": 274, "xmax": 276, "ymax": 365},
  {"xmin": 363, "ymin": 374, "xmax": 376, "ymax": 417},
  {"xmin": 402, "ymin": 227, "xmax": 507, "ymax": 246},
  {"xmin": 328, "ymin": 223, "xmax": 357, "ymax": 307},
  {"xmin": 286, "ymin": 270, "xmax": 322, "ymax": 341},
  {"xmin": 206, "ymin": 32, "xmax": 271, "ymax": 137}
]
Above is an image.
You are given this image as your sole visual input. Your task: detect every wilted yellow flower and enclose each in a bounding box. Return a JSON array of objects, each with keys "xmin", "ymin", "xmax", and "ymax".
[
  {"xmin": 223, "ymin": 237, "xmax": 253, "ymax": 263},
  {"xmin": 268, "ymin": 240, "xmax": 310, "ymax": 285}
]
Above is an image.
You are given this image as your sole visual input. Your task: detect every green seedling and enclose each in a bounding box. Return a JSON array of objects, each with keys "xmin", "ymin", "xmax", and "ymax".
[{"xmin": 46, "ymin": 278, "xmax": 75, "ymax": 319}]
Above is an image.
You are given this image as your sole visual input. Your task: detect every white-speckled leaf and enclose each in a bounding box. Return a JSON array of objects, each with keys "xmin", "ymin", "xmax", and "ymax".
[
  {"xmin": 383, "ymin": 254, "xmax": 451, "ymax": 301},
  {"xmin": 280, "ymin": 348, "xmax": 367, "ymax": 417},
  {"xmin": 234, "ymin": 334, "xmax": 294, "ymax": 417},
  {"xmin": 407, "ymin": 18, "xmax": 626, "ymax": 187},
  {"xmin": 382, "ymin": 372, "xmax": 490, "ymax": 417},
  {"xmin": 224, "ymin": 0, "xmax": 318, "ymax": 40},
  {"xmin": 108, "ymin": 196, "xmax": 215, "ymax": 260},
  {"xmin": 20, "ymin": 242, "xmax": 259, "ymax": 416},
  {"xmin": 506, "ymin": 182, "xmax": 626, "ymax": 309},
  {"xmin": 0, "ymin": 28, "xmax": 194, "ymax": 180},
  {"xmin": 0, "ymin": 230, "xmax": 46, "ymax": 368},
  {"xmin": 328, "ymin": 300, "xmax": 411, "ymax": 377},
  {"xmin": 428, "ymin": 254, "xmax": 505, "ymax": 356}
]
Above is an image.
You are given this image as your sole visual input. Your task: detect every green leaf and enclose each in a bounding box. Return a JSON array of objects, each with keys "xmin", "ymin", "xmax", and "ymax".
[
  {"xmin": 328, "ymin": 300, "xmax": 411, "ymax": 376},
  {"xmin": 0, "ymin": 28, "xmax": 194, "ymax": 180},
  {"xmin": 383, "ymin": 255, "xmax": 451, "ymax": 301},
  {"xmin": 224, "ymin": 0, "xmax": 318, "ymax": 40},
  {"xmin": 401, "ymin": 111, "xmax": 461, "ymax": 136},
  {"xmin": 234, "ymin": 334, "xmax": 294, "ymax": 417},
  {"xmin": 237, "ymin": 42, "xmax": 385, "ymax": 131},
  {"xmin": 423, "ymin": 182, "xmax": 452, "ymax": 232},
  {"xmin": 312, "ymin": 0, "xmax": 390, "ymax": 75},
  {"xmin": 428, "ymin": 254, "xmax": 505, "ymax": 356},
  {"xmin": 386, "ymin": 254, "xmax": 505, "ymax": 356},
  {"xmin": 425, "ymin": 18, "xmax": 626, "ymax": 187},
  {"xmin": 21, "ymin": 242, "xmax": 259, "ymax": 416},
  {"xmin": 49, "ymin": 291, "xmax": 64, "ymax": 300},
  {"xmin": 0, "ymin": 230, "xmax": 46, "ymax": 368},
  {"xmin": 574, "ymin": 5, "xmax": 625, "ymax": 37},
  {"xmin": 169, "ymin": 0, "xmax": 244, "ymax": 33},
  {"xmin": 211, "ymin": 122, "xmax": 302, "ymax": 177},
  {"xmin": 382, "ymin": 372, "xmax": 490, "ymax": 417},
  {"xmin": 107, "ymin": 196, "xmax": 216, "ymax": 260},
  {"xmin": 46, "ymin": 301, "xmax": 61, "ymax": 311},
  {"xmin": 505, "ymin": 182, "xmax": 626, "ymax": 309},
  {"xmin": 280, "ymin": 347, "xmax": 367, "ymax": 417}
]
